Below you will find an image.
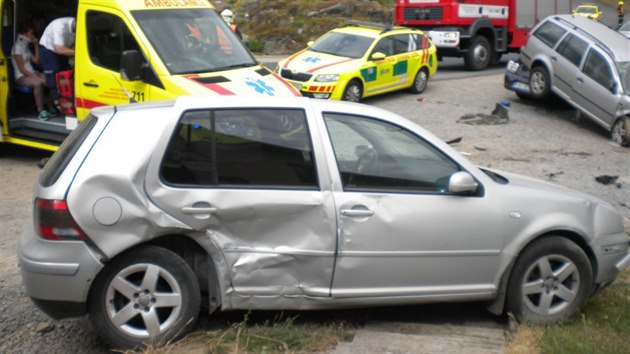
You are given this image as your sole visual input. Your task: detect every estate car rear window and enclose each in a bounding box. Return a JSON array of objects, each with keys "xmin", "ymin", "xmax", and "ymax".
[
  {"xmin": 533, "ymin": 21, "xmax": 567, "ymax": 48},
  {"xmin": 161, "ymin": 109, "xmax": 317, "ymax": 188},
  {"xmin": 39, "ymin": 114, "xmax": 98, "ymax": 187}
]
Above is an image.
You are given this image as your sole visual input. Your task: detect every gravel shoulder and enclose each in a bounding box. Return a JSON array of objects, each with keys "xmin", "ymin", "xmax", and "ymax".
[{"xmin": 0, "ymin": 73, "xmax": 628, "ymax": 353}]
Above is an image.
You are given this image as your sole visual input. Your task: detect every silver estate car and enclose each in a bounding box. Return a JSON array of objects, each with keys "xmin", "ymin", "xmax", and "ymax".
[
  {"xmin": 520, "ymin": 15, "xmax": 630, "ymax": 146},
  {"xmin": 19, "ymin": 96, "xmax": 630, "ymax": 349}
]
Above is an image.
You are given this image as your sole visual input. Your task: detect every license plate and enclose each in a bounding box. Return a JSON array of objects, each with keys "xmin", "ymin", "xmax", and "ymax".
[{"xmin": 513, "ymin": 82, "xmax": 529, "ymax": 91}]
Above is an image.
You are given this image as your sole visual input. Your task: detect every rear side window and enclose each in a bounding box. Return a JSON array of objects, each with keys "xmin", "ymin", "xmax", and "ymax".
[
  {"xmin": 533, "ymin": 21, "xmax": 567, "ymax": 48},
  {"xmin": 161, "ymin": 109, "xmax": 317, "ymax": 189},
  {"xmin": 556, "ymin": 34, "xmax": 588, "ymax": 67},
  {"xmin": 39, "ymin": 114, "xmax": 98, "ymax": 187}
]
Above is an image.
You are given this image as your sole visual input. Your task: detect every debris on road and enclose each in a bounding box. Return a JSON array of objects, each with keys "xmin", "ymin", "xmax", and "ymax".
[
  {"xmin": 547, "ymin": 171, "xmax": 563, "ymax": 180},
  {"xmin": 595, "ymin": 175, "xmax": 619, "ymax": 185},
  {"xmin": 446, "ymin": 136, "xmax": 463, "ymax": 145},
  {"xmin": 474, "ymin": 144, "xmax": 488, "ymax": 151},
  {"xmin": 457, "ymin": 103, "xmax": 509, "ymax": 125}
]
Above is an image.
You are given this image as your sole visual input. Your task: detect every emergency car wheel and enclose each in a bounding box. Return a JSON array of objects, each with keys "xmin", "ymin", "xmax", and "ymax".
[
  {"xmin": 342, "ymin": 80, "xmax": 363, "ymax": 102},
  {"xmin": 409, "ymin": 68, "xmax": 428, "ymax": 94},
  {"xmin": 529, "ymin": 66, "xmax": 551, "ymax": 99},
  {"xmin": 89, "ymin": 246, "xmax": 200, "ymax": 349},
  {"xmin": 611, "ymin": 116, "xmax": 630, "ymax": 147},
  {"xmin": 464, "ymin": 36, "xmax": 491, "ymax": 71}
]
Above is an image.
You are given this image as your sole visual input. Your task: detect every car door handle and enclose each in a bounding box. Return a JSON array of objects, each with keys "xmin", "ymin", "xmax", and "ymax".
[
  {"xmin": 577, "ymin": 77, "xmax": 584, "ymax": 83},
  {"xmin": 83, "ymin": 81, "xmax": 99, "ymax": 88},
  {"xmin": 181, "ymin": 206, "xmax": 218, "ymax": 215},
  {"xmin": 341, "ymin": 208, "xmax": 374, "ymax": 217},
  {"xmin": 551, "ymin": 56, "xmax": 557, "ymax": 62}
]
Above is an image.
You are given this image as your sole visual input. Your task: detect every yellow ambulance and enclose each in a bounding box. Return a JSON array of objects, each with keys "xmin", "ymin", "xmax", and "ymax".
[{"xmin": 0, "ymin": 0, "xmax": 299, "ymax": 151}]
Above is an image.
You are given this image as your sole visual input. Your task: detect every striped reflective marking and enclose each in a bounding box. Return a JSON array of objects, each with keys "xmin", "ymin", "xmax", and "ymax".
[
  {"xmin": 184, "ymin": 75, "xmax": 236, "ymax": 95},
  {"xmin": 307, "ymin": 58, "xmax": 355, "ymax": 73}
]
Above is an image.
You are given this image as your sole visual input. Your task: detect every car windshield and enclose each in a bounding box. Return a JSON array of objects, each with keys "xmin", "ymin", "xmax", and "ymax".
[
  {"xmin": 617, "ymin": 61, "xmax": 630, "ymax": 94},
  {"xmin": 577, "ymin": 7, "xmax": 597, "ymax": 14},
  {"xmin": 132, "ymin": 9, "xmax": 256, "ymax": 75},
  {"xmin": 310, "ymin": 32, "xmax": 374, "ymax": 59}
]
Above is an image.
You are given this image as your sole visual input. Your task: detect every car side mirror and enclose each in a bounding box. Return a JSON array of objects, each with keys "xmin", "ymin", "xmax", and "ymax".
[
  {"xmin": 610, "ymin": 80, "xmax": 617, "ymax": 93},
  {"xmin": 371, "ymin": 52, "xmax": 386, "ymax": 61},
  {"xmin": 120, "ymin": 50, "xmax": 143, "ymax": 81},
  {"xmin": 448, "ymin": 171, "xmax": 479, "ymax": 194}
]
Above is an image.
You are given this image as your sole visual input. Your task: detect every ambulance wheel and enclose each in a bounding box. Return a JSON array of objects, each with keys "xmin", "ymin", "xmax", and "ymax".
[
  {"xmin": 464, "ymin": 36, "xmax": 491, "ymax": 71},
  {"xmin": 342, "ymin": 80, "xmax": 363, "ymax": 103},
  {"xmin": 409, "ymin": 68, "xmax": 428, "ymax": 94}
]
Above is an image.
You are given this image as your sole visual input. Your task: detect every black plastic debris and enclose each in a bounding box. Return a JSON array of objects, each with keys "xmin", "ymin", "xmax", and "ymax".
[{"xmin": 595, "ymin": 175, "xmax": 619, "ymax": 185}]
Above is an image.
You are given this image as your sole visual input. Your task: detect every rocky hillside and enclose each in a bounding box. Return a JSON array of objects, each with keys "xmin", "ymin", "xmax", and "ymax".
[{"xmin": 216, "ymin": 0, "xmax": 396, "ymax": 54}]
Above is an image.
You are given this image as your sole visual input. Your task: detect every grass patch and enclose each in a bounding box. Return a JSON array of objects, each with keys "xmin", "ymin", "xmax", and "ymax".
[
  {"xmin": 135, "ymin": 312, "xmax": 356, "ymax": 354},
  {"xmin": 508, "ymin": 267, "xmax": 630, "ymax": 354}
]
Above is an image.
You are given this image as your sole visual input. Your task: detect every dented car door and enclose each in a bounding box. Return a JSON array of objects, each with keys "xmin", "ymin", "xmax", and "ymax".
[{"xmin": 146, "ymin": 108, "xmax": 337, "ymax": 298}]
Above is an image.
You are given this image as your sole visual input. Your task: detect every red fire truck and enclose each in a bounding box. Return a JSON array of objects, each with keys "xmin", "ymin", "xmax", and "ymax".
[{"xmin": 395, "ymin": 0, "xmax": 577, "ymax": 70}]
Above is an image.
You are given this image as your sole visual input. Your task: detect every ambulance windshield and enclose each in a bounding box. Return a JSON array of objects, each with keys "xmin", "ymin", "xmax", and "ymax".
[{"xmin": 132, "ymin": 8, "xmax": 256, "ymax": 74}]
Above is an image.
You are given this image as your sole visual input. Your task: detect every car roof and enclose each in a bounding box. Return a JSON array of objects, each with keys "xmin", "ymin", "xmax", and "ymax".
[
  {"xmin": 331, "ymin": 21, "xmax": 421, "ymax": 38},
  {"xmin": 549, "ymin": 15, "xmax": 630, "ymax": 62}
]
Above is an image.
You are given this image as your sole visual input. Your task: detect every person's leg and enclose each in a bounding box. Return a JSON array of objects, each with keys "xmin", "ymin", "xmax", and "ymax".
[
  {"xmin": 39, "ymin": 46, "xmax": 60, "ymax": 109},
  {"xmin": 16, "ymin": 75, "xmax": 44, "ymax": 112}
]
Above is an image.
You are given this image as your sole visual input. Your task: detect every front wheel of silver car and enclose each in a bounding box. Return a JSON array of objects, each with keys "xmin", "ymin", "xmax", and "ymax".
[
  {"xmin": 89, "ymin": 246, "xmax": 200, "ymax": 349},
  {"xmin": 611, "ymin": 116, "xmax": 630, "ymax": 147},
  {"xmin": 529, "ymin": 66, "xmax": 551, "ymax": 99},
  {"xmin": 506, "ymin": 236, "xmax": 592, "ymax": 324},
  {"xmin": 409, "ymin": 68, "xmax": 428, "ymax": 94},
  {"xmin": 342, "ymin": 80, "xmax": 363, "ymax": 102}
]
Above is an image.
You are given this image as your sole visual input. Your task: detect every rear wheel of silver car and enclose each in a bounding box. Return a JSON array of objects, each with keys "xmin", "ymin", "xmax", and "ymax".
[
  {"xmin": 409, "ymin": 68, "xmax": 428, "ymax": 94},
  {"xmin": 464, "ymin": 36, "xmax": 491, "ymax": 71},
  {"xmin": 611, "ymin": 116, "xmax": 630, "ymax": 147},
  {"xmin": 529, "ymin": 66, "xmax": 551, "ymax": 99},
  {"xmin": 89, "ymin": 246, "xmax": 200, "ymax": 349},
  {"xmin": 507, "ymin": 237, "xmax": 592, "ymax": 324},
  {"xmin": 342, "ymin": 80, "xmax": 363, "ymax": 102}
]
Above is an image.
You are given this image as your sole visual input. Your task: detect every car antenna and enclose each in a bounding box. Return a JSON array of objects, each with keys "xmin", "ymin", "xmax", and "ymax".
[{"xmin": 111, "ymin": 73, "xmax": 137, "ymax": 103}]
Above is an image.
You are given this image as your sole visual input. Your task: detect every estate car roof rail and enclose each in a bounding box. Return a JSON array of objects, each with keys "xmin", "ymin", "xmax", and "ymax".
[{"xmin": 554, "ymin": 16, "xmax": 616, "ymax": 60}]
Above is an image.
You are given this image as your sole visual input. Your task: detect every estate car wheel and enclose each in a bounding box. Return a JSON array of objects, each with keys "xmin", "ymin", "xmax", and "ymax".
[
  {"xmin": 342, "ymin": 80, "xmax": 363, "ymax": 102},
  {"xmin": 409, "ymin": 68, "xmax": 428, "ymax": 94},
  {"xmin": 89, "ymin": 246, "xmax": 200, "ymax": 349},
  {"xmin": 611, "ymin": 116, "xmax": 630, "ymax": 147},
  {"xmin": 506, "ymin": 237, "xmax": 593, "ymax": 324},
  {"xmin": 529, "ymin": 66, "xmax": 551, "ymax": 99},
  {"xmin": 464, "ymin": 36, "xmax": 491, "ymax": 71}
]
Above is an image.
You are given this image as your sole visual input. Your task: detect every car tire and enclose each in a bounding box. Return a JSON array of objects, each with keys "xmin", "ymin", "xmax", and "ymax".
[
  {"xmin": 89, "ymin": 246, "xmax": 201, "ymax": 349},
  {"xmin": 409, "ymin": 68, "xmax": 429, "ymax": 94},
  {"xmin": 611, "ymin": 116, "xmax": 630, "ymax": 147},
  {"xmin": 342, "ymin": 80, "xmax": 363, "ymax": 102},
  {"xmin": 529, "ymin": 66, "xmax": 551, "ymax": 99},
  {"xmin": 506, "ymin": 236, "xmax": 593, "ymax": 324},
  {"xmin": 464, "ymin": 36, "xmax": 491, "ymax": 71}
]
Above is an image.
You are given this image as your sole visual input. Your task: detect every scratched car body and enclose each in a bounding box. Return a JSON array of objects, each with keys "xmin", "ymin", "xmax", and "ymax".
[
  {"xmin": 19, "ymin": 96, "xmax": 630, "ymax": 349},
  {"xmin": 277, "ymin": 21, "xmax": 437, "ymax": 102}
]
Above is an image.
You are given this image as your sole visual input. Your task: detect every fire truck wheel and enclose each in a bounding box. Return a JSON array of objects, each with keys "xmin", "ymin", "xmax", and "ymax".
[{"xmin": 464, "ymin": 36, "xmax": 491, "ymax": 71}]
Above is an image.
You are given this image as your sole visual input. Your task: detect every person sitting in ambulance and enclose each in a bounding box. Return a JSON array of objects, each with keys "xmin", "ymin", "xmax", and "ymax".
[
  {"xmin": 11, "ymin": 24, "xmax": 50, "ymax": 121},
  {"xmin": 39, "ymin": 17, "xmax": 75, "ymax": 115}
]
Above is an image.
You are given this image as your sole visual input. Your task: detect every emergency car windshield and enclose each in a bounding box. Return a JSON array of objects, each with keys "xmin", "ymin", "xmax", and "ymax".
[
  {"xmin": 310, "ymin": 32, "xmax": 374, "ymax": 59},
  {"xmin": 132, "ymin": 9, "xmax": 256, "ymax": 75}
]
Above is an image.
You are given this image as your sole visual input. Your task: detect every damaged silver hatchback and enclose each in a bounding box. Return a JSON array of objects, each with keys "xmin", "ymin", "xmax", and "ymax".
[{"xmin": 19, "ymin": 96, "xmax": 630, "ymax": 349}]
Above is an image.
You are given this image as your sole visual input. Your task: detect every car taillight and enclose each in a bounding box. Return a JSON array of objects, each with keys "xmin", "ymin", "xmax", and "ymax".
[{"xmin": 35, "ymin": 198, "xmax": 88, "ymax": 241}]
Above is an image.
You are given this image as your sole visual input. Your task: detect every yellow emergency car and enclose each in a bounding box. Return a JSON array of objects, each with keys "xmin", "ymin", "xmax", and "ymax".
[
  {"xmin": 0, "ymin": 0, "xmax": 299, "ymax": 152},
  {"xmin": 572, "ymin": 4, "xmax": 603, "ymax": 21},
  {"xmin": 277, "ymin": 21, "xmax": 437, "ymax": 102}
]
